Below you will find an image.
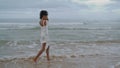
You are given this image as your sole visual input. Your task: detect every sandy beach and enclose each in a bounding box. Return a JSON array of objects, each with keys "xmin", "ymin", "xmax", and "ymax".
[
  {"xmin": 1, "ymin": 55, "xmax": 120, "ymax": 68},
  {"xmin": 0, "ymin": 42, "xmax": 120, "ymax": 68}
]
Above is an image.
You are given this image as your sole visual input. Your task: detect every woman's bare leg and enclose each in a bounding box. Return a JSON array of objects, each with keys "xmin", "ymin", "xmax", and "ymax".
[
  {"xmin": 46, "ymin": 46, "xmax": 50, "ymax": 61},
  {"xmin": 33, "ymin": 43, "xmax": 46, "ymax": 62}
]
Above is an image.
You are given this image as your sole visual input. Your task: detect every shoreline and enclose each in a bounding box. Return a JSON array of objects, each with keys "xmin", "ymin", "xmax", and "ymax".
[
  {"xmin": 1, "ymin": 42, "xmax": 120, "ymax": 68},
  {"xmin": 0, "ymin": 55, "xmax": 120, "ymax": 68}
]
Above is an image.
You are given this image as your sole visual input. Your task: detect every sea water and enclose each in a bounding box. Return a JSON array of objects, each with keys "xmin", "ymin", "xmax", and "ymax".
[{"xmin": 0, "ymin": 19, "xmax": 120, "ymax": 59}]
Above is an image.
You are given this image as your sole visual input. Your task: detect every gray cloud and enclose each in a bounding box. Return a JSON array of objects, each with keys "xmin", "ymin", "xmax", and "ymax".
[
  {"xmin": 0, "ymin": 0, "xmax": 119, "ymax": 10},
  {"xmin": 106, "ymin": 1, "xmax": 120, "ymax": 10},
  {"xmin": 111, "ymin": 0, "xmax": 120, "ymax": 1},
  {"xmin": 0, "ymin": 0, "xmax": 62, "ymax": 9},
  {"xmin": 0, "ymin": 0, "xmax": 119, "ymax": 21},
  {"xmin": 0, "ymin": 0, "xmax": 89, "ymax": 9}
]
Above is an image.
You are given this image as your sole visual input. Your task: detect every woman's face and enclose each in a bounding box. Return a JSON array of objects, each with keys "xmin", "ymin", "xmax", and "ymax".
[{"xmin": 42, "ymin": 15, "xmax": 48, "ymax": 20}]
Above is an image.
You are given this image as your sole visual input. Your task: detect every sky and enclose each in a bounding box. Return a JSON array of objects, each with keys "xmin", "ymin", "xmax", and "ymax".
[{"xmin": 0, "ymin": 0, "xmax": 120, "ymax": 21}]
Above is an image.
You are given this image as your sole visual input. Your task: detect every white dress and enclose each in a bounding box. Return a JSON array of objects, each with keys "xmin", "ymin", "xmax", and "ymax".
[{"xmin": 40, "ymin": 20, "xmax": 49, "ymax": 44}]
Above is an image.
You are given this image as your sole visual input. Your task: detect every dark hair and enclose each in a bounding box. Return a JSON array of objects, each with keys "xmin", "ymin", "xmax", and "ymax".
[{"xmin": 40, "ymin": 10, "xmax": 48, "ymax": 19}]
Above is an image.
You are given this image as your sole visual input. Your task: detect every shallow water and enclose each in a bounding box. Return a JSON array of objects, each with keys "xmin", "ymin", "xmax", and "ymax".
[{"xmin": 0, "ymin": 21, "xmax": 120, "ymax": 59}]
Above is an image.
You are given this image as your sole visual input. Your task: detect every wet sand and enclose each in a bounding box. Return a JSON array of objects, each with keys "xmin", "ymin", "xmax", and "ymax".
[{"xmin": 0, "ymin": 55, "xmax": 120, "ymax": 68}]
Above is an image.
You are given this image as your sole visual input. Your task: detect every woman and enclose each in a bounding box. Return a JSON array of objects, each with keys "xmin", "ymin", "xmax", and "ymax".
[{"xmin": 34, "ymin": 10, "xmax": 50, "ymax": 62}]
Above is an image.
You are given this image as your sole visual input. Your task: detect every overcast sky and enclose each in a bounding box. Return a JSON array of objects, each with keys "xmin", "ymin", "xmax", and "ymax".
[{"xmin": 0, "ymin": 0, "xmax": 120, "ymax": 21}]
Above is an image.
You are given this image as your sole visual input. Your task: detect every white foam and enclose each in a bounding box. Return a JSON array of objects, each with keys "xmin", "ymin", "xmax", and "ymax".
[{"xmin": 0, "ymin": 23, "xmax": 38, "ymax": 29}]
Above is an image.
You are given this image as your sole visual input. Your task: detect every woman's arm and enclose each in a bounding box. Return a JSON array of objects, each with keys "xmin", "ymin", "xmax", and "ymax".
[
  {"xmin": 39, "ymin": 21, "xmax": 43, "ymax": 26},
  {"xmin": 39, "ymin": 20, "xmax": 47, "ymax": 27}
]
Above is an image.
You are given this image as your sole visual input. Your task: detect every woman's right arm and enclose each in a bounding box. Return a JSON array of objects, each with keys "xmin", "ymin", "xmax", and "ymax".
[
  {"xmin": 39, "ymin": 20, "xmax": 46, "ymax": 27},
  {"xmin": 39, "ymin": 21, "xmax": 43, "ymax": 27}
]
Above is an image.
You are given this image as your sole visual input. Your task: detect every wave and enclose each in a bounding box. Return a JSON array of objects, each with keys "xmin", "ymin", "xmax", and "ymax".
[
  {"xmin": 0, "ymin": 39, "xmax": 120, "ymax": 61},
  {"xmin": 8, "ymin": 26, "xmax": 119, "ymax": 30},
  {"xmin": 1, "ymin": 22, "xmax": 120, "ymax": 30},
  {"xmin": 0, "ymin": 40, "xmax": 120, "ymax": 47},
  {"xmin": 48, "ymin": 27, "xmax": 119, "ymax": 30},
  {"xmin": 0, "ymin": 40, "xmax": 40, "ymax": 46},
  {"xmin": 0, "ymin": 23, "xmax": 39, "ymax": 30}
]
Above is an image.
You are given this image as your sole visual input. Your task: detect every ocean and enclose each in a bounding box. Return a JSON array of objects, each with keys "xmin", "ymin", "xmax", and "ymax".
[{"xmin": 0, "ymin": 18, "xmax": 120, "ymax": 59}]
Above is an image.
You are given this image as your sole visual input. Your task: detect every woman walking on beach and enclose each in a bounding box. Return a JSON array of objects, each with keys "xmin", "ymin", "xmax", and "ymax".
[{"xmin": 34, "ymin": 10, "xmax": 50, "ymax": 62}]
